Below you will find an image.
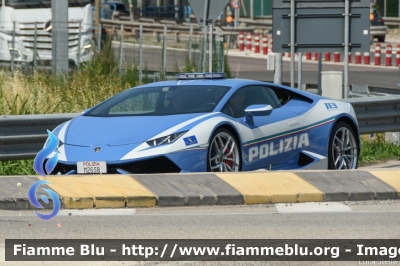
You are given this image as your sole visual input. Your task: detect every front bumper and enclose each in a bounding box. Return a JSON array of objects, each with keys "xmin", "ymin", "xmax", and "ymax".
[{"xmin": 51, "ymin": 156, "xmax": 181, "ymax": 175}]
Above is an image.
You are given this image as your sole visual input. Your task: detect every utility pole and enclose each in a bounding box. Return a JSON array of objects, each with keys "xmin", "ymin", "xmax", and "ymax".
[
  {"xmin": 94, "ymin": 0, "xmax": 100, "ymax": 47},
  {"xmin": 344, "ymin": 0, "xmax": 349, "ymax": 98},
  {"xmin": 129, "ymin": 0, "xmax": 134, "ymax": 21},
  {"xmin": 52, "ymin": 0, "xmax": 68, "ymax": 75}
]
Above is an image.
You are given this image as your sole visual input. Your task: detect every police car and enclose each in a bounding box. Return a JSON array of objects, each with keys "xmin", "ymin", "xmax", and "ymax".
[{"xmin": 49, "ymin": 73, "xmax": 360, "ymax": 174}]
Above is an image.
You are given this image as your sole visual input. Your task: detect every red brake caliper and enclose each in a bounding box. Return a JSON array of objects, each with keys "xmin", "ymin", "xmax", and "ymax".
[{"xmin": 225, "ymin": 144, "xmax": 233, "ymax": 168}]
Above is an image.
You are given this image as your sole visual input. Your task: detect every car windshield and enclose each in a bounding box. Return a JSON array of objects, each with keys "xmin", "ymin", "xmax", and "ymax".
[{"xmin": 85, "ymin": 85, "xmax": 230, "ymax": 117}]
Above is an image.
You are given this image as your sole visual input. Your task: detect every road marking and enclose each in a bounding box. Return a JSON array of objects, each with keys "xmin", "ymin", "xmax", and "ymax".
[
  {"xmin": 275, "ymin": 202, "xmax": 352, "ymax": 213},
  {"xmin": 57, "ymin": 209, "xmax": 136, "ymax": 216}
]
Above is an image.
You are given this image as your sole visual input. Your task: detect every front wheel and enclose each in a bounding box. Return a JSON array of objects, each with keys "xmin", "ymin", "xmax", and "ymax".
[
  {"xmin": 207, "ymin": 128, "xmax": 241, "ymax": 172},
  {"xmin": 328, "ymin": 122, "xmax": 358, "ymax": 170}
]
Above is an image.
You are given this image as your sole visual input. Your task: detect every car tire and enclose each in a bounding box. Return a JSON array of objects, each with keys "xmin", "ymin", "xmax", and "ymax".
[
  {"xmin": 328, "ymin": 122, "xmax": 358, "ymax": 170},
  {"xmin": 207, "ymin": 128, "xmax": 241, "ymax": 172},
  {"xmin": 377, "ymin": 35, "xmax": 385, "ymax": 43}
]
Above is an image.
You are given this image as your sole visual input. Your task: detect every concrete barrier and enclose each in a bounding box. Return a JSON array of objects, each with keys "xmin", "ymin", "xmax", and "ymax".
[{"xmin": 2, "ymin": 169, "xmax": 400, "ymax": 210}]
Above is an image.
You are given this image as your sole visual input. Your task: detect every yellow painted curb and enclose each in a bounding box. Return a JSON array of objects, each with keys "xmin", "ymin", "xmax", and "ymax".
[
  {"xmin": 368, "ymin": 171, "xmax": 400, "ymax": 198},
  {"xmin": 216, "ymin": 172, "xmax": 324, "ymax": 204},
  {"xmin": 101, "ymin": 175, "xmax": 157, "ymax": 207},
  {"xmin": 39, "ymin": 175, "xmax": 156, "ymax": 209}
]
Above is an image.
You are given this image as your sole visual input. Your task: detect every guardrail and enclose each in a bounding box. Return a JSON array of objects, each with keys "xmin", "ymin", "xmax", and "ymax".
[
  {"xmin": 383, "ymin": 17, "xmax": 400, "ymax": 27},
  {"xmin": 1, "ymin": 95, "xmax": 400, "ymax": 161},
  {"xmin": 343, "ymin": 95, "xmax": 400, "ymax": 134},
  {"xmin": 104, "ymin": 15, "xmax": 399, "ymax": 41},
  {"xmin": 100, "ymin": 18, "xmax": 255, "ymax": 36},
  {"xmin": 0, "ymin": 113, "xmax": 78, "ymax": 161}
]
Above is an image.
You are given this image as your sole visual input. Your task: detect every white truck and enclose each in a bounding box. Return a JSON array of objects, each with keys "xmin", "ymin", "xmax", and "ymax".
[{"xmin": 0, "ymin": 0, "xmax": 93, "ymax": 69}]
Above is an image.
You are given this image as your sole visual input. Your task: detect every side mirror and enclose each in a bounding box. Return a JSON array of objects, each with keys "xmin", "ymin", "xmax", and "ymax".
[{"xmin": 245, "ymin": 104, "xmax": 273, "ymax": 125}]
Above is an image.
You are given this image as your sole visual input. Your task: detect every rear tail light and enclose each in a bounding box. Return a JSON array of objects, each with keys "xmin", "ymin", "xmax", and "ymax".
[{"xmin": 377, "ymin": 18, "xmax": 384, "ymax": 23}]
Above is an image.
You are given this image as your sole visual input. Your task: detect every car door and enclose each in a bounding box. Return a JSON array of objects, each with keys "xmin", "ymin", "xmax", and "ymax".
[{"xmin": 222, "ymin": 85, "xmax": 303, "ymax": 171}]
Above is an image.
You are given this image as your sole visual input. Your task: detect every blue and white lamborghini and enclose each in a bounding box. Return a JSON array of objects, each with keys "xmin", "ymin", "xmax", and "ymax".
[{"xmin": 49, "ymin": 72, "xmax": 360, "ymax": 175}]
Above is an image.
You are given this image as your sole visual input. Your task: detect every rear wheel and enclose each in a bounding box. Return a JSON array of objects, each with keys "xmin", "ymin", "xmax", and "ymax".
[
  {"xmin": 328, "ymin": 122, "xmax": 358, "ymax": 169},
  {"xmin": 207, "ymin": 128, "xmax": 241, "ymax": 172}
]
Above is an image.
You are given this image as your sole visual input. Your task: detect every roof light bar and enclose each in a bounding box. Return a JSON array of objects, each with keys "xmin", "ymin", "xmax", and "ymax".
[{"xmin": 175, "ymin": 72, "xmax": 226, "ymax": 80}]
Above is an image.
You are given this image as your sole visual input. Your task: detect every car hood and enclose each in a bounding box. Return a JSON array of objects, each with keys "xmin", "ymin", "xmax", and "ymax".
[{"xmin": 63, "ymin": 114, "xmax": 206, "ymax": 146}]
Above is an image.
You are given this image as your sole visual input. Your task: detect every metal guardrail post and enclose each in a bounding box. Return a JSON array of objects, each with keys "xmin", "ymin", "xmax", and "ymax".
[
  {"xmin": 216, "ymin": 27, "xmax": 220, "ymax": 72},
  {"xmin": 33, "ymin": 22, "xmax": 37, "ymax": 70},
  {"xmin": 298, "ymin": 52, "xmax": 302, "ymax": 90},
  {"xmin": 209, "ymin": 23, "xmax": 212, "ymax": 73},
  {"xmin": 274, "ymin": 54, "xmax": 282, "ymax": 84},
  {"xmin": 344, "ymin": 0, "xmax": 350, "ymax": 99},
  {"xmin": 162, "ymin": 25, "xmax": 167, "ymax": 79},
  {"xmin": 11, "ymin": 21, "xmax": 15, "ymax": 72},
  {"xmin": 201, "ymin": 27, "xmax": 206, "ymax": 72},
  {"xmin": 98, "ymin": 24, "xmax": 102, "ymax": 52},
  {"xmin": 77, "ymin": 21, "xmax": 81, "ymax": 70},
  {"xmin": 317, "ymin": 53, "xmax": 322, "ymax": 95},
  {"xmin": 119, "ymin": 24, "xmax": 124, "ymax": 77},
  {"xmin": 139, "ymin": 24, "xmax": 143, "ymax": 84},
  {"xmin": 290, "ymin": 0, "xmax": 295, "ymax": 88},
  {"xmin": 188, "ymin": 24, "xmax": 193, "ymax": 62}
]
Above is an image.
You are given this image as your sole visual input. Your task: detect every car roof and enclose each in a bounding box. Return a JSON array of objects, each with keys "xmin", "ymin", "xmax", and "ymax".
[
  {"xmin": 132, "ymin": 77, "xmax": 329, "ymax": 103},
  {"xmin": 136, "ymin": 78, "xmax": 272, "ymax": 89}
]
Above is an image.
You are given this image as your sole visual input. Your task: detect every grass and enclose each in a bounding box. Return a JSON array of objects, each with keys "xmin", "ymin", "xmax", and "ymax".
[
  {"xmin": 0, "ymin": 160, "xmax": 35, "ymax": 175},
  {"xmin": 0, "ymin": 38, "xmax": 234, "ymax": 175},
  {"xmin": 358, "ymin": 134, "xmax": 400, "ymax": 166},
  {"xmin": 0, "ymin": 41, "xmax": 144, "ymax": 116}
]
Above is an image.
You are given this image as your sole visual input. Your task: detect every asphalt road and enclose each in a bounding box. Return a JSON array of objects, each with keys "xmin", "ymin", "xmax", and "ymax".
[
  {"xmin": 117, "ymin": 44, "xmax": 400, "ymax": 89},
  {"xmin": 1, "ymin": 201, "xmax": 400, "ymax": 265}
]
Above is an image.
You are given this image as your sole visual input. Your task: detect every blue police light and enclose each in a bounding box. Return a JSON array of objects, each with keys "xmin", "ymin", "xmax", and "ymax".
[{"xmin": 175, "ymin": 72, "xmax": 226, "ymax": 80}]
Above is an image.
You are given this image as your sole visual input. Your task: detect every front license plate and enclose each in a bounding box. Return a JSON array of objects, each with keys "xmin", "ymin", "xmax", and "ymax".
[{"xmin": 77, "ymin": 161, "xmax": 107, "ymax": 174}]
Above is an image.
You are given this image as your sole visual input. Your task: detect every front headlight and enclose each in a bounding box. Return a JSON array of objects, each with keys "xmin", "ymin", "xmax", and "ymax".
[
  {"xmin": 146, "ymin": 131, "xmax": 188, "ymax": 147},
  {"xmin": 80, "ymin": 40, "xmax": 92, "ymax": 57},
  {"xmin": 8, "ymin": 42, "xmax": 26, "ymax": 60}
]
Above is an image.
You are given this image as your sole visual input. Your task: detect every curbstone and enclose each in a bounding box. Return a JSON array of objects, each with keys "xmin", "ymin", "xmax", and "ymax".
[
  {"xmin": 0, "ymin": 176, "xmax": 55, "ymax": 210},
  {"xmin": 295, "ymin": 170, "xmax": 398, "ymax": 201},
  {"xmin": 133, "ymin": 173, "xmax": 243, "ymax": 207},
  {"xmin": 216, "ymin": 172, "xmax": 324, "ymax": 205},
  {"xmin": 2, "ymin": 170, "xmax": 400, "ymax": 210}
]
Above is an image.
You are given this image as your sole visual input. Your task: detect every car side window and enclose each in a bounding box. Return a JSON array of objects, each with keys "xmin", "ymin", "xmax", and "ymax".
[
  {"xmin": 266, "ymin": 86, "xmax": 290, "ymax": 106},
  {"xmin": 221, "ymin": 102, "xmax": 235, "ymax": 117},
  {"xmin": 229, "ymin": 88, "xmax": 247, "ymax": 117},
  {"xmin": 227, "ymin": 86, "xmax": 282, "ymax": 118}
]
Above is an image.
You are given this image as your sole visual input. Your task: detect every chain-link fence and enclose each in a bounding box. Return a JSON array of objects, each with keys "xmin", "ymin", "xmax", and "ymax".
[
  {"xmin": 99, "ymin": 22, "xmax": 234, "ymax": 83},
  {"xmin": 4, "ymin": 18, "xmax": 238, "ymax": 79}
]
